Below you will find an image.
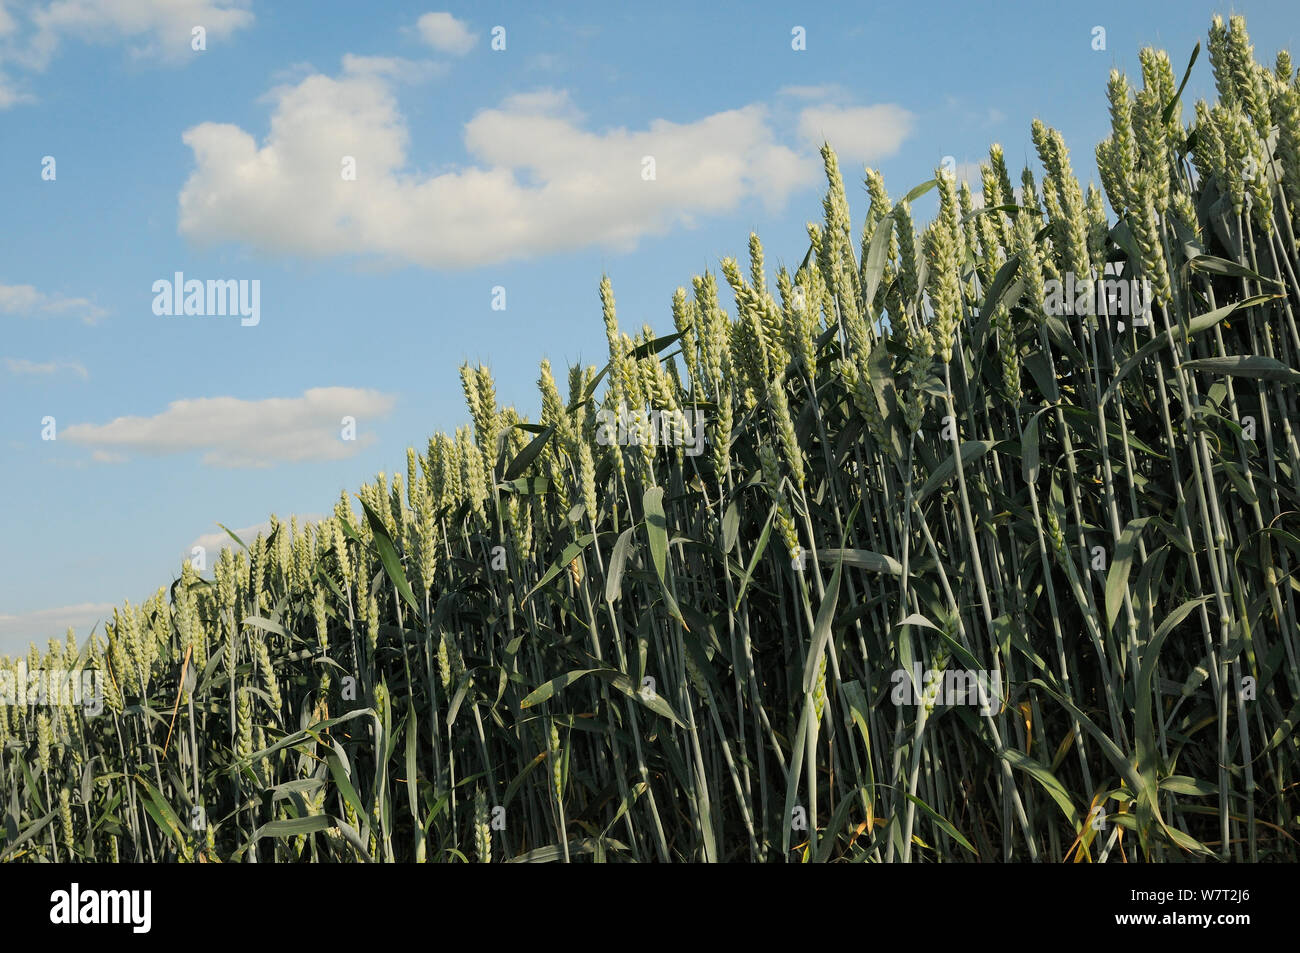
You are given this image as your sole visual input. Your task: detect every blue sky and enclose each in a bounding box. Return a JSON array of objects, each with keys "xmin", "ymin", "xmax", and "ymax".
[{"xmin": 1, "ymin": 0, "xmax": 1296, "ymax": 656}]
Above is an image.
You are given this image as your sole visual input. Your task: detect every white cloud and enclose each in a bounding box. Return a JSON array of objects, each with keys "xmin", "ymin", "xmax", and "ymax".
[
  {"xmin": 62, "ymin": 387, "xmax": 397, "ymax": 468},
  {"xmin": 4, "ymin": 356, "xmax": 88, "ymax": 378},
  {"xmin": 953, "ymin": 161, "xmax": 983, "ymax": 184},
  {"xmin": 778, "ymin": 84, "xmax": 844, "ymax": 101},
  {"xmin": 0, "ymin": 0, "xmax": 253, "ymax": 105},
  {"xmin": 496, "ymin": 87, "xmax": 576, "ymax": 117},
  {"xmin": 25, "ymin": 0, "xmax": 254, "ymax": 67},
  {"xmin": 525, "ymin": 52, "xmax": 562, "ymax": 73},
  {"xmin": 0, "ymin": 1, "xmax": 22, "ymax": 105},
  {"xmin": 0, "ymin": 283, "xmax": 106, "ymax": 322},
  {"xmin": 0, "ymin": 602, "xmax": 117, "ymax": 656},
  {"xmin": 177, "ymin": 63, "xmax": 829, "ymax": 268},
  {"xmin": 796, "ymin": 104, "xmax": 913, "ymax": 166},
  {"xmin": 0, "ymin": 77, "xmax": 27, "ymax": 107},
  {"xmin": 415, "ymin": 12, "xmax": 475, "ymax": 55},
  {"xmin": 340, "ymin": 53, "xmax": 442, "ymax": 82}
]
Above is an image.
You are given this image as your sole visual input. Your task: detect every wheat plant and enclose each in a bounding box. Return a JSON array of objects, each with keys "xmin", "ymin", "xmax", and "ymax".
[{"xmin": 2, "ymin": 15, "xmax": 1299, "ymax": 863}]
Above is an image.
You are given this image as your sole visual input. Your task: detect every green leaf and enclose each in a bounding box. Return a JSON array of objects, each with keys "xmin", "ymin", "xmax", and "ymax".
[
  {"xmin": 498, "ymin": 476, "xmax": 552, "ymax": 495},
  {"xmin": 135, "ymin": 775, "xmax": 191, "ymax": 859},
  {"xmin": 1134, "ymin": 597, "xmax": 1213, "ymax": 839},
  {"xmin": 1264, "ymin": 696, "xmax": 1300, "ymax": 753},
  {"xmin": 240, "ymin": 615, "xmax": 286, "ymax": 637},
  {"xmin": 1187, "ymin": 255, "xmax": 1283, "ymax": 286},
  {"xmin": 1100, "ymin": 295, "xmax": 1279, "ymax": 406},
  {"xmin": 643, "ymin": 487, "xmax": 669, "ymax": 582},
  {"xmin": 245, "ymin": 815, "xmax": 332, "ymax": 845},
  {"xmin": 721, "ymin": 501, "xmax": 740, "ymax": 553},
  {"xmin": 592, "ymin": 670, "xmax": 687, "ymax": 728},
  {"xmin": 507, "ymin": 837, "xmax": 629, "ymax": 863},
  {"xmin": 215, "ymin": 522, "xmax": 249, "ymax": 551},
  {"xmin": 525, "ymin": 534, "xmax": 595, "ymax": 601},
  {"xmin": 815, "ymin": 788, "xmax": 863, "ymax": 863},
  {"xmin": 861, "ymin": 214, "xmax": 896, "ymax": 309},
  {"xmin": 817, "ymin": 547, "xmax": 902, "ymax": 575},
  {"xmin": 404, "ymin": 702, "xmax": 420, "ymax": 823},
  {"xmin": 999, "ymin": 749, "xmax": 1081, "ymax": 827},
  {"xmin": 917, "ymin": 440, "xmax": 998, "ymax": 503},
  {"xmin": 239, "ymin": 708, "xmax": 377, "ymax": 766},
  {"xmin": 841, "ymin": 682, "xmax": 875, "ymax": 769},
  {"xmin": 629, "ymin": 332, "xmax": 683, "ymax": 361},
  {"xmin": 866, "ymin": 339, "xmax": 906, "ymax": 463},
  {"xmin": 0, "ymin": 810, "xmax": 56, "ymax": 862},
  {"xmin": 503, "ymin": 753, "xmax": 546, "ymax": 808},
  {"xmin": 903, "ymin": 794, "xmax": 977, "ymax": 857},
  {"xmin": 642, "ymin": 486, "xmax": 686, "ymax": 627},
  {"xmin": 1161, "ymin": 42, "xmax": 1199, "ymax": 124},
  {"xmin": 1159, "ymin": 776, "xmax": 1217, "ymax": 796},
  {"xmin": 959, "ymin": 203, "xmax": 1025, "ymax": 225},
  {"xmin": 1217, "ymin": 461, "xmax": 1259, "ymax": 505},
  {"xmin": 1023, "ymin": 349, "xmax": 1059, "ymax": 402},
  {"xmin": 802, "ymin": 551, "xmax": 844, "ymax": 694},
  {"xmin": 977, "ymin": 254, "xmax": 1022, "ymax": 327},
  {"xmin": 1020, "ymin": 405, "xmax": 1055, "ymax": 484},
  {"xmin": 504, "ymin": 425, "xmax": 556, "ymax": 481},
  {"xmin": 897, "ymin": 612, "xmax": 941, "ymax": 632},
  {"xmin": 1104, "ymin": 518, "xmax": 1150, "ymax": 631},
  {"xmin": 902, "ymin": 178, "xmax": 938, "ymax": 204},
  {"xmin": 519, "ymin": 668, "xmax": 608, "ymax": 709},
  {"xmin": 326, "ymin": 745, "xmax": 370, "ymax": 831},
  {"xmin": 357, "ymin": 495, "xmax": 423, "ymax": 620},
  {"xmin": 1182, "ymin": 356, "xmax": 1300, "ymax": 384},
  {"xmin": 1026, "ymin": 678, "xmax": 1164, "ymax": 852},
  {"xmin": 732, "ymin": 503, "xmax": 775, "ymax": 610},
  {"xmin": 781, "ymin": 701, "xmax": 810, "ymax": 857},
  {"xmin": 605, "ymin": 526, "xmax": 636, "ymax": 604}
]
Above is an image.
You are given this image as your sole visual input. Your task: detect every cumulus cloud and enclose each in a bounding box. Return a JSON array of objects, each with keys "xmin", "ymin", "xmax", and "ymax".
[
  {"xmin": 178, "ymin": 63, "xmax": 830, "ymax": 268},
  {"xmin": 0, "ymin": 283, "xmax": 106, "ymax": 323},
  {"xmin": 4, "ymin": 357, "xmax": 88, "ymax": 378},
  {"xmin": 796, "ymin": 104, "xmax": 913, "ymax": 166},
  {"xmin": 0, "ymin": 0, "xmax": 24, "ymax": 108},
  {"xmin": 0, "ymin": 77, "xmax": 26, "ymax": 106},
  {"xmin": 0, "ymin": 0, "xmax": 253, "ymax": 105},
  {"xmin": 24, "ymin": 0, "xmax": 253, "ymax": 67},
  {"xmin": 62, "ymin": 387, "xmax": 396, "ymax": 467},
  {"xmin": 777, "ymin": 84, "xmax": 843, "ymax": 101},
  {"xmin": 0, "ymin": 602, "xmax": 117, "ymax": 655},
  {"xmin": 415, "ymin": 12, "xmax": 475, "ymax": 55}
]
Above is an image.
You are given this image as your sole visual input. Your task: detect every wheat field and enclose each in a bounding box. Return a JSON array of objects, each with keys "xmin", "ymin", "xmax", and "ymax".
[{"xmin": 2, "ymin": 15, "xmax": 1299, "ymax": 863}]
